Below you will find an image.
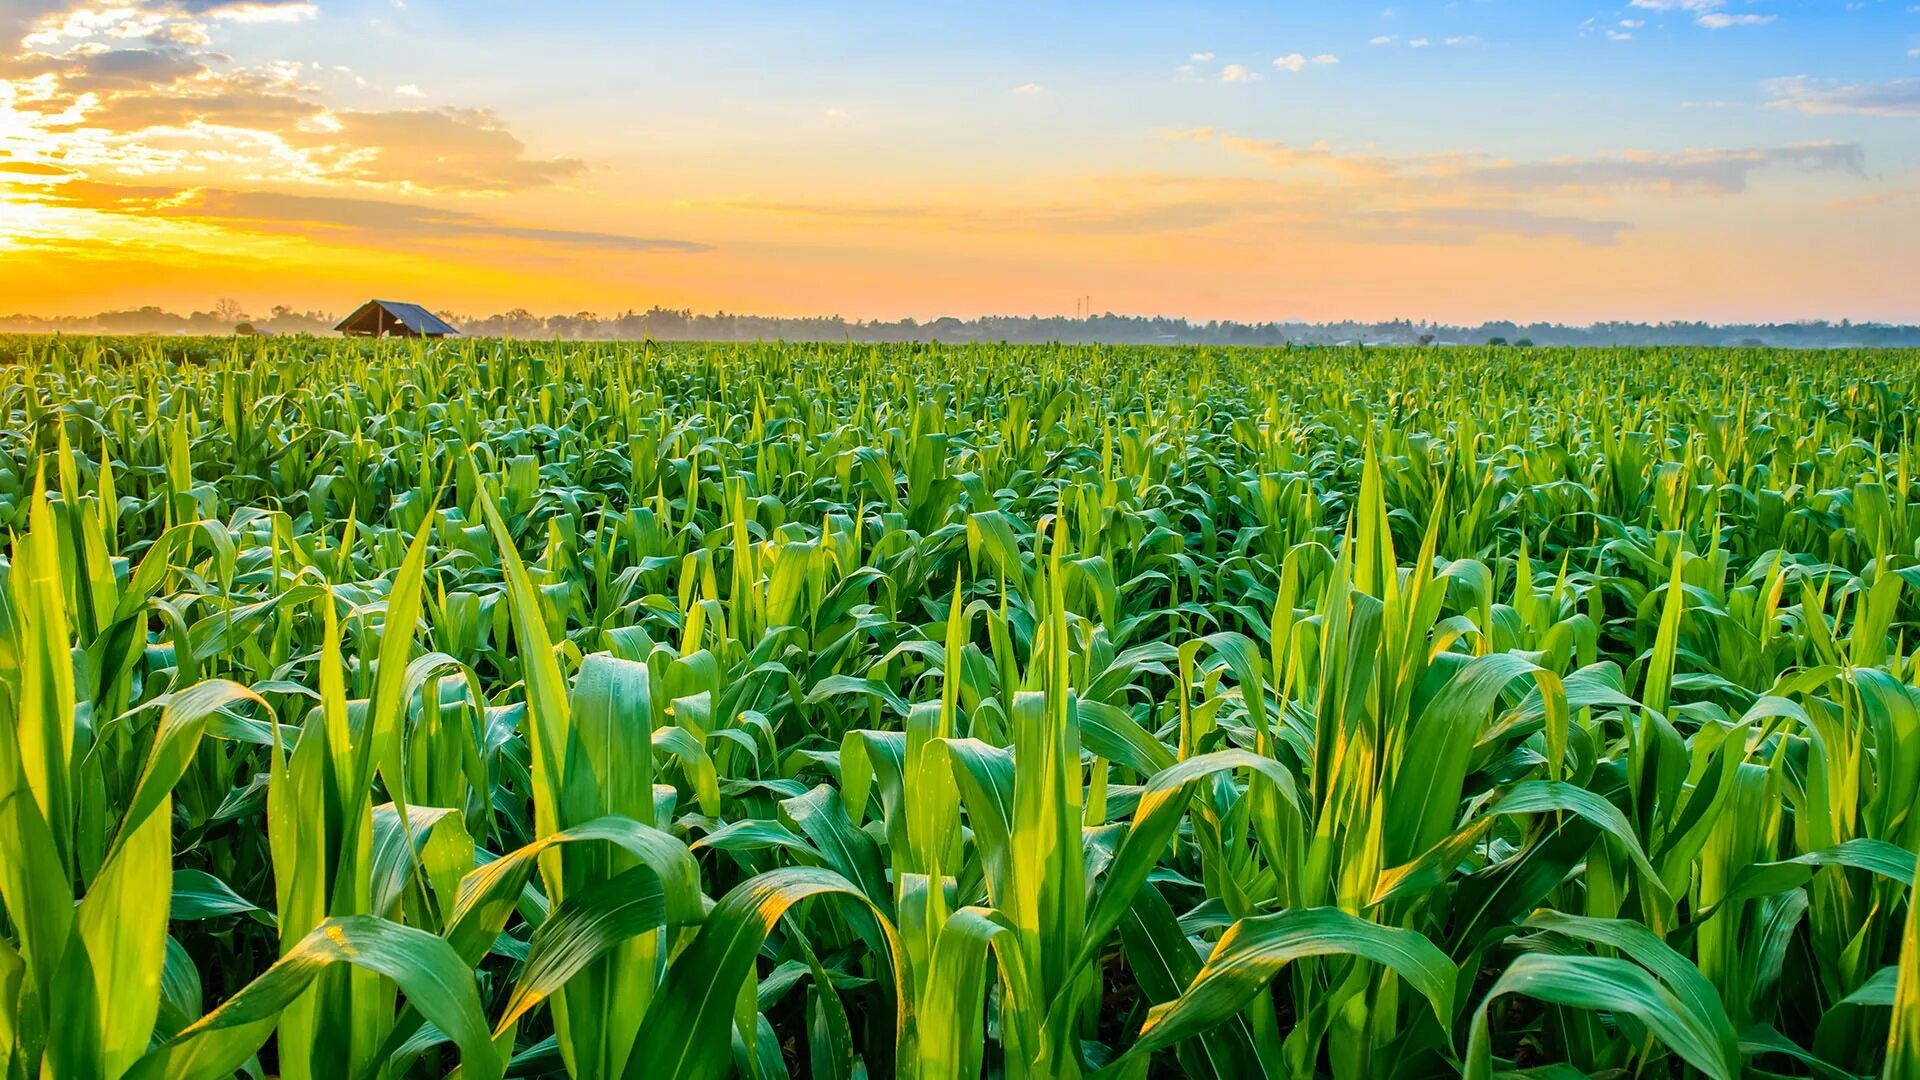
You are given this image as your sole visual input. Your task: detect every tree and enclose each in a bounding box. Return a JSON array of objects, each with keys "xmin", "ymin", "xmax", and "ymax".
[
  {"xmin": 1486, "ymin": 336, "xmax": 1509, "ymax": 347},
  {"xmin": 213, "ymin": 298, "xmax": 247, "ymax": 324}
]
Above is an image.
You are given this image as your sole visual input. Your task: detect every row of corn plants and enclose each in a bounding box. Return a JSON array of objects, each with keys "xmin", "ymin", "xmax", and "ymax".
[{"xmin": 0, "ymin": 335, "xmax": 1917, "ymax": 1077}]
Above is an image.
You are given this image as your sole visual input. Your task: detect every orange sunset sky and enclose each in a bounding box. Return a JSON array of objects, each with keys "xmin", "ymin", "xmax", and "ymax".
[{"xmin": 2, "ymin": 0, "xmax": 1917, "ymax": 323}]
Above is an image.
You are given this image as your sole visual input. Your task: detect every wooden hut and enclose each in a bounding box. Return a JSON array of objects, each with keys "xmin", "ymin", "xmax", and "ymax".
[{"xmin": 335, "ymin": 300, "xmax": 459, "ymax": 338}]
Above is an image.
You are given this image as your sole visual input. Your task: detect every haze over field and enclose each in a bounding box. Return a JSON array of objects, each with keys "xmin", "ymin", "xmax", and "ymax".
[{"xmin": 1, "ymin": 0, "xmax": 1917, "ymax": 324}]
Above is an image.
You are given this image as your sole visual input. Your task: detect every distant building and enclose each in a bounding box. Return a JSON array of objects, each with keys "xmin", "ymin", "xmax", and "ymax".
[{"xmin": 335, "ymin": 300, "xmax": 459, "ymax": 338}]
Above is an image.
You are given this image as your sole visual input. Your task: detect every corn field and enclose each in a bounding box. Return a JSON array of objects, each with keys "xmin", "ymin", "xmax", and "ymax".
[{"xmin": 1, "ymin": 336, "xmax": 1917, "ymax": 1079}]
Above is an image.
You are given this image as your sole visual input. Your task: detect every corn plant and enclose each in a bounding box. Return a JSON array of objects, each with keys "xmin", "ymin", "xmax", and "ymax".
[{"xmin": 0, "ymin": 334, "xmax": 1916, "ymax": 1078}]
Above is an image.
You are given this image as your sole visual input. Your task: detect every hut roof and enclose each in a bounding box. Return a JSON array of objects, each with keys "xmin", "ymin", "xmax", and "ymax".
[{"xmin": 335, "ymin": 300, "xmax": 459, "ymax": 337}]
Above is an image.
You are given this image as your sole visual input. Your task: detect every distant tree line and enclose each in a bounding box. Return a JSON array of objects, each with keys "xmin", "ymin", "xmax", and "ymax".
[{"xmin": 4, "ymin": 303, "xmax": 1918, "ymax": 348}]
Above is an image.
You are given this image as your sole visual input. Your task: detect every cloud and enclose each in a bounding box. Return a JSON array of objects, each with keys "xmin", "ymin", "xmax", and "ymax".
[
  {"xmin": 733, "ymin": 127, "xmax": 1849, "ymax": 252},
  {"xmin": 1219, "ymin": 63, "xmax": 1258, "ymax": 82},
  {"xmin": 203, "ymin": 2, "xmax": 316, "ymax": 20},
  {"xmin": 1354, "ymin": 206, "xmax": 1632, "ymax": 246},
  {"xmin": 1273, "ymin": 53, "xmax": 1339, "ymax": 72},
  {"xmin": 290, "ymin": 108, "xmax": 584, "ymax": 191},
  {"xmin": 727, "ymin": 179, "xmax": 1635, "ymax": 247},
  {"xmin": 727, "ymin": 194, "xmax": 1264, "ymax": 236},
  {"xmin": 1823, "ymin": 188, "xmax": 1918, "ymax": 212},
  {"xmin": 1189, "ymin": 51, "xmax": 1214, "ymax": 61},
  {"xmin": 1764, "ymin": 75, "xmax": 1920, "ymax": 116},
  {"xmin": 1464, "ymin": 143, "xmax": 1864, "ymax": 195},
  {"xmin": 1125, "ymin": 128, "xmax": 1864, "ymax": 248},
  {"xmin": 61, "ymin": 73, "xmax": 324, "ymax": 130},
  {"xmin": 0, "ymin": 159, "xmax": 75, "ymax": 176},
  {"xmin": 1628, "ymin": 0, "xmax": 1776, "ymax": 28},
  {"xmin": 6, "ymin": 2, "xmax": 583, "ymax": 194},
  {"xmin": 1192, "ymin": 129, "xmax": 1863, "ymax": 198},
  {"xmin": 75, "ymin": 46, "xmax": 206, "ymax": 83},
  {"xmin": 12, "ymin": 177, "xmax": 710, "ymax": 252},
  {"xmin": 171, "ymin": 0, "xmax": 315, "ymax": 15},
  {"xmin": 1372, "ymin": 34, "xmax": 1476, "ymax": 47},
  {"xmin": 175, "ymin": 188, "xmax": 703, "ymax": 250},
  {"xmin": 1010, "ymin": 82, "xmax": 1044, "ymax": 95}
]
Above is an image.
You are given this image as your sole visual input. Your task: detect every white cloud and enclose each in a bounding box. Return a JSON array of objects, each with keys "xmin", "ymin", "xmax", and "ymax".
[
  {"xmin": 394, "ymin": 83, "xmax": 423, "ymax": 97},
  {"xmin": 1010, "ymin": 82, "xmax": 1044, "ymax": 95},
  {"xmin": 206, "ymin": 3, "xmax": 319, "ymax": 22},
  {"xmin": 1765, "ymin": 75, "xmax": 1920, "ymax": 116},
  {"xmin": 1628, "ymin": 1, "xmax": 1775, "ymax": 29},
  {"xmin": 1273, "ymin": 52, "xmax": 1339, "ymax": 72},
  {"xmin": 1219, "ymin": 63, "xmax": 1259, "ymax": 82},
  {"xmin": 1408, "ymin": 37, "xmax": 1431, "ymax": 47},
  {"xmin": 1190, "ymin": 51, "xmax": 1215, "ymax": 61},
  {"xmin": 1370, "ymin": 35, "xmax": 1394, "ymax": 45}
]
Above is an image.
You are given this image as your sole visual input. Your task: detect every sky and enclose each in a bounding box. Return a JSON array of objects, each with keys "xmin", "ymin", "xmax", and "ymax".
[{"xmin": 0, "ymin": 0, "xmax": 1917, "ymax": 324}]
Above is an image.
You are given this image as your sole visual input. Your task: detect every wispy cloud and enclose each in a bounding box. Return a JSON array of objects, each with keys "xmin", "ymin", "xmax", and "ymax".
[
  {"xmin": 728, "ymin": 176, "xmax": 1637, "ymax": 248},
  {"xmin": 8, "ymin": 177, "xmax": 711, "ymax": 253},
  {"xmin": 1273, "ymin": 52, "xmax": 1339, "ymax": 72},
  {"xmin": 747, "ymin": 127, "xmax": 1852, "ymax": 251},
  {"xmin": 194, "ymin": 2, "xmax": 318, "ymax": 22},
  {"xmin": 1765, "ymin": 75, "xmax": 1920, "ymax": 116},
  {"xmin": 1628, "ymin": 0, "xmax": 1777, "ymax": 29},
  {"xmin": 1200, "ymin": 130, "xmax": 1863, "ymax": 194}
]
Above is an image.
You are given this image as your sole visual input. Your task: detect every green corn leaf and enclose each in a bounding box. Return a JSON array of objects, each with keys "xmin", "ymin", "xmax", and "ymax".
[
  {"xmin": 493, "ymin": 863, "xmax": 670, "ymax": 1034},
  {"xmin": 624, "ymin": 867, "xmax": 904, "ymax": 1080},
  {"xmin": 1120, "ymin": 907, "xmax": 1455, "ymax": 1064},
  {"xmin": 1465, "ymin": 953, "xmax": 1736, "ymax": 1080},
  {"xmin": 125, "ymin": 915, "xmax": 502, "ymax": 1080}
]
